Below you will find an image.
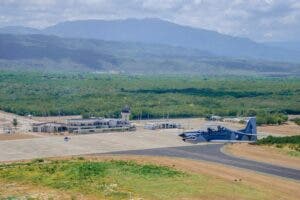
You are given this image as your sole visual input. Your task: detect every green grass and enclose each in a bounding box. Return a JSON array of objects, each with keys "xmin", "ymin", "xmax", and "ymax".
[
  {"xmin": 0, "ymin": 71, "xmax": 299, "ymax": 125},
  {"xmin": 0, "ymin": 159, "xmax": 269, "ymax": 200}
]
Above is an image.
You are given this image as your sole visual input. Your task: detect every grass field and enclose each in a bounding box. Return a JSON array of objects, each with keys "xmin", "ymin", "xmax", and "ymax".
[
  {"xmin": 0, "ymin": 71, "xmax": 299, "ymax": 125},
  {"xmin": 0, "ymin": 158, "xmax": 275, "ymax": 200}
]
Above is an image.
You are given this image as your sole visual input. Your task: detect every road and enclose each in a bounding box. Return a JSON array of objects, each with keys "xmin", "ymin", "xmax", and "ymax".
[{"xmin": 100, "ymin": 143, "xmax": 300, "ymax": 181}]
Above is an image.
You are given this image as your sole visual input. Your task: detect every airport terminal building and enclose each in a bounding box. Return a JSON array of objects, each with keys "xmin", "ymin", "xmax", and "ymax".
[{"xmin": 32, "ymin": 106, "xmax": 135, "ymax": 134}]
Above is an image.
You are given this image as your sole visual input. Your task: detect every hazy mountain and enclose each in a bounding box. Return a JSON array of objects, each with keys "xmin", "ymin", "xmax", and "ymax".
[
  {"xmin": 0, "ymin": 26, "xmax": 41, "ymax": 35},
  {"xmin": 43, "ymin": 18, "xmax": 300, "ymax": 62},
  {"xmin": 264, "ymin": 41, "xmax": 300, "ymax": 53},
  {"xmin": 0, "ymin": 33, "xmax": 299, "ymax": 76},
  {"xmin": 1, "ymin": 18, "xmax": 299, "ymax": 63}
]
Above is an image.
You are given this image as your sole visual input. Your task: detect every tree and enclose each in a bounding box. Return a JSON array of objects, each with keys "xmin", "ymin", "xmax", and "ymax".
[
  {"xmin": 12, "ymin": 118, "xmax": 18, "ymax": 129},
  {"xmin": 81, "ymin": 113, "xmax": 90, "ymax": 119}
]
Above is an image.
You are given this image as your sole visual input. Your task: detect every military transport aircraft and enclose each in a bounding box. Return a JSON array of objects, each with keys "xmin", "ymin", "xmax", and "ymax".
[{"xmin": 179, "ymin": 117, "xmax": 257, "ymax": 143}]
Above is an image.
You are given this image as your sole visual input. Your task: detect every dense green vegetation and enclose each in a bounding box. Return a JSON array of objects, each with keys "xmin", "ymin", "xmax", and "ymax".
[
  {"xmin": 291, "ymin": 118, "xmax": 300, "ymax": 126},
  {"xmin": 256, "ymin": 136, "xmax": 300, "ymax": 155},
  {"xmin": 257, "ymin": 135, "xmax": 300, "ymax": 145},
  {"xmin": 256, "ymin": 113, "xmax": 288, "ymax": 125},
  {"xmin": 0, "ymin": 159, "xmax": 267, "ymax": 199},
  {"xmin": 0, "ymin": 71, "xmax": 299, "ymax": 125}
]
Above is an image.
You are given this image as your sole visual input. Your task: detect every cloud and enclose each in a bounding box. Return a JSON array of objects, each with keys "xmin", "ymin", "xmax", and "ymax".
[{"xmin": 0, "ymin": 0, "xmax": 299, "ymax": 41}]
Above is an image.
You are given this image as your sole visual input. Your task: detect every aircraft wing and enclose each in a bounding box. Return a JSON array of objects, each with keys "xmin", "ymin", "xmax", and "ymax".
[
  {"xmin": 235, "ymin": 130, "xmax": 257, "ymax": 136},
  {"xmin": 210, "ymin": 140, "xmax": 256, "ymax": 143}
]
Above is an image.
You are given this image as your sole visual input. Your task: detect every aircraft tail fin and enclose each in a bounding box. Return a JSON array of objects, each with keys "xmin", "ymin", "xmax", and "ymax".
[{"xmin": 244, "ymin": 117, "xmax": 257, "ymax": 135}]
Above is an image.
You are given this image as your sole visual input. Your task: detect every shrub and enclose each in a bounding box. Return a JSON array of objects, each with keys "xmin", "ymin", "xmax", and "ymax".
[
  {"xmin": 32, "ymin": 158, "xmax": 44, "ymax": 163},
  {"xmin": 256, "ymin": 135, "xmax": 300, "ymax": 145},
  {"xmin": 291, "ymin": 118, "xmax": 300, "ymax": 126},
  {"xmin": 256, "ymin": 112, "xmax": 288, "ymax": 125}
]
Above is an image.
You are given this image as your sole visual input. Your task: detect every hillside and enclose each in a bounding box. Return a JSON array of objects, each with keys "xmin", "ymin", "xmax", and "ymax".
[
  {"xmin": 0, "ymin": 33, "xmax": 299, "ymax": 76},
  {"xmin": 44, "ymin": 18, "xmax": 297, "ymax": 62},
  {"xmin": 0, "ymin": 26, "xmax": 41, "ymax": 35},
  {"xmin": 1, "ymin": 18, "xmax": 300, "ymax": 63},
  {"xmin": 264, "ymin": 41, "xmax": 300, "ymax": 53}
]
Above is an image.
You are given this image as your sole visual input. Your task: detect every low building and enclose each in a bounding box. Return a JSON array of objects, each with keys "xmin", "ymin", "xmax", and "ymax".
[
  {"xmin": 144, "ymin": 121, "xmax": 181, "ymax": 130},
  {"xmin": 67, "ymin": 118, "xmax": 134, "ymax": 134},
  {"xmin": 223, "ymin": 117, "xmax": 246, "ymax": 123},
  {"xmin": 32, "ymin": 122, "xmax": 67, "ymax": 133},
  {"xmin": 209, "ymin": 115, "xmax": 223, "ymax": 121}
]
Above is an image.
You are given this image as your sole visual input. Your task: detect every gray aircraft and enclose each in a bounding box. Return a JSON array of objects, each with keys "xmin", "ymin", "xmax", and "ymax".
[{"xmin": 179, "ymin": 117, "xmax": 257, "ymax": 143}]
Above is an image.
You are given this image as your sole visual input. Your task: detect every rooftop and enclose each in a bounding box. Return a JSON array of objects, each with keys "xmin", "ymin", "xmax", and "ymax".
[{"xmin": 121, "ymin": 105, "xmax": 131, "ymax": 113}]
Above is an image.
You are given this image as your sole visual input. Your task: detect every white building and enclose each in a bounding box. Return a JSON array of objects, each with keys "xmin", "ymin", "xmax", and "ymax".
[
  {"xmin": 32, "ymin": 122, "xmax": 67, "ymax": 133},
  {"xmin": 144, "ymin": 121, "xmax": 181, "ymax": 130},
  {"xmin": 121, "ymin": 105, "xmax": 131, "ymax": 121},
  {"xmin": 67, "ymin": 118, "xmax": 134, "ymax": 134}
]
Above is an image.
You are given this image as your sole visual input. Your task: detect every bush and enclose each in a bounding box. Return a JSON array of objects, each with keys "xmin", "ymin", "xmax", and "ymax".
[
  {"xmin": 256, "ymin": 135, "xmax": 300, "ymax": 145},
  {"xmin": 256, "ymin": 112, "xmax": 288, "ymax": 125},
  {"xmin": 291, "ymin": 118, "xmax": 300, "ymax": 126},
  {"xmin": 32, "ymin": 158, "xmax": 44, "ymax": 163}
]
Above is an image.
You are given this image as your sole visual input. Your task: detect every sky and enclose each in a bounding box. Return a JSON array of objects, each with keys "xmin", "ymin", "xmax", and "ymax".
[{"xmin": 0, "ymin": 0, "xmax": 300, "ymax": 42}]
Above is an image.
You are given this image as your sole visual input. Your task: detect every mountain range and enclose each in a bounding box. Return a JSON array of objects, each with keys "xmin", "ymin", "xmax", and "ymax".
[{"xmin": 0, "ymin": 18, "xmax": 299, "ymax": 76}]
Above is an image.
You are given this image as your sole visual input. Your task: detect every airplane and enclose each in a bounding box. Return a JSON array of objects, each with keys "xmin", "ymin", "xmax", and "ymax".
[{"xmin": 179, "ymin": 117, "xmax": 257, "ymax": 143}]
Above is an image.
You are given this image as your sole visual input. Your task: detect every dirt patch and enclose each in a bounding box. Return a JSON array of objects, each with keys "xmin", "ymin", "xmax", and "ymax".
[
  {"xmin": 258, "ymin": 122, "xmax": 300, "ymax": 136},
  {"xmin": 224, "ymin": 143, "xmax": 300, "ymax": 170},
  {"xmin": 288, "ymin": 115, "xmax": 300, "ymax": 120},
  {"xmin": 32, "ymin": 115, "xmax": 82, "ymax": 123},
  {"xmin": 0, "ymin": 111, "xmax": 38, "ymax": 134},
  {"xmin": 0, "ymin": 180, "xmax": 94, "ymax": 200},
  {"xmin": 0, "ymin": 133, "xmax": 38, "ymax": 141}
]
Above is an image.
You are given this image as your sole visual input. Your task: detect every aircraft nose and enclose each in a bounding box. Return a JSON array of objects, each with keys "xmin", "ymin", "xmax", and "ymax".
[{"xmin": 178, "ymin": 133, "xmax": 185, "ymax": 137}]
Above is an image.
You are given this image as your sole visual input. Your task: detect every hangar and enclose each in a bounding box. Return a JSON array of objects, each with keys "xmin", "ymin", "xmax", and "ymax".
[{"xmin": 32, "ymin": 122, "xmax": 67, "ymax": 133}]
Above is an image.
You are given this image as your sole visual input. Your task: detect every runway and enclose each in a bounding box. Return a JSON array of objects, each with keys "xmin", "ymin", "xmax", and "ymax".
[{"xmin": 100, "ymin": 143, "xmax": 300, "ymax": 181}]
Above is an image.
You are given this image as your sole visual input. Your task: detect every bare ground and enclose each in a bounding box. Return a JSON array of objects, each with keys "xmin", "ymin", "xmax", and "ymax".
[
  {"xmin": 0, "ymin": 133, "xmax": 38, "ymax": 141},
  {"xmin": 32, "ymin": 115, "xmax": 82, "ymax": 123},
  {"xmin": 224, "ymin": 143, "xmax": 300, "ymax": 170},
  {"xmin": 0, "ymin": 180, "xmax": 96, "ymax": 200},
  {"xmin": 258, "ymin": 122, "xmax": 300, "ymax": 136},
  {"xmin": 0, "ymin": 110, "xmax": 38, "ymax": 133}
]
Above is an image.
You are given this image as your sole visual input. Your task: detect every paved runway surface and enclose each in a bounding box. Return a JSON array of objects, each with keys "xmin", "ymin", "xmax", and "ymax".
[
  {"xmin": 101, "ymin": 143, "xmax": 300, "ymax": 181},
  {"xmin": 0, "ymin": 130, "xmax": 187, "ymax": 162}
]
